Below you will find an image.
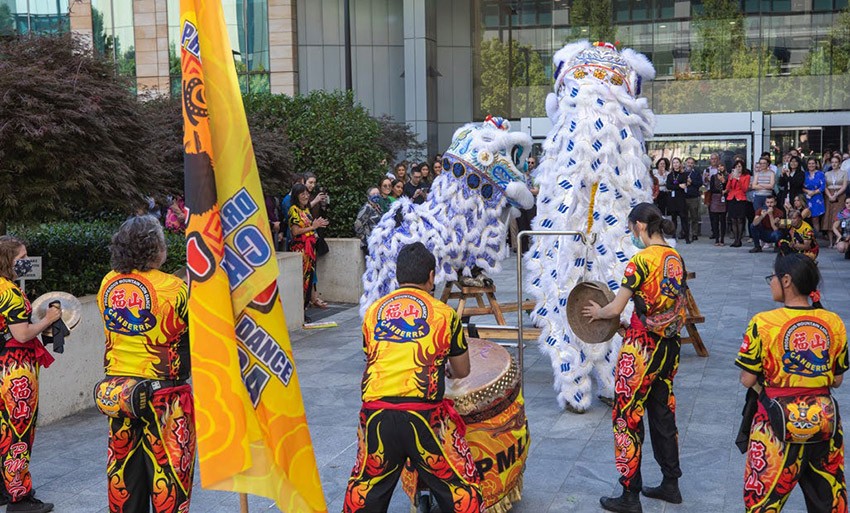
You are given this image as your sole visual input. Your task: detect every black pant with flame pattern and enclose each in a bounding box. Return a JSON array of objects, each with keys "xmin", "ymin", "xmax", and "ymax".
[
  {"xmin": 612, "ymin": 329, "xmax": 682, "ymax": 491},
  {"xmin": 107, "ymin": 384, "xmax": 195, "ymax": 513},
  {"xmin": 744, "ymin": 407, "xmax": 846, "ymax": 512},
  {"xmin": 0, "ymin": 347, "xmax": 40, "ymax": 503},
  {"xmin": 344, "ymin": 406, "xmax": 484, "ymax": 513}
]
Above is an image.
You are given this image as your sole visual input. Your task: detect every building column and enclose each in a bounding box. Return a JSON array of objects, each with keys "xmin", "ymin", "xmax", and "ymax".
[
  {"xmin": 69, "ymin": 0, "xmax": 93, "ymax": 47},
  {"xmin": 268, "ymin": 0, "xmax": 298, "ymax": 95},
  {"xmin": 134, "ymin": 0, "xmax": 170, "ymax": 96},
  {"xmin": 404, "ymin": 0, "xmax": 438, "ymax": 156}
]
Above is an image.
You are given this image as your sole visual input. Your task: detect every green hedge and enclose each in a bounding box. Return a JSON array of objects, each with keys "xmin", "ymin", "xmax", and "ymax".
[
  {"xmin": 244, "ymin": 91, "xmax": 388, "ymax": 238},
  {"xmin": 10, "ymin": 221, "xmax": 186, "ymax": 299}
]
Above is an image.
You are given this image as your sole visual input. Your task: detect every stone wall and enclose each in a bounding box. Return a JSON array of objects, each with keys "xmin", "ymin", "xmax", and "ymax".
[
  {"xmin": 315, "ymin": 238, "xmax": 365, "ymax": 304},
  {"xmin": 38, "ymin": 252, "xmax": 304, "ymax": 424}
]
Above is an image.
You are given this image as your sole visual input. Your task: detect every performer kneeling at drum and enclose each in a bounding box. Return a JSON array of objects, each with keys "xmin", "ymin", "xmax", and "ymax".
[
  {"xmin": 94, "ymin": 216, "xmax": 194, "ymax": 513},
  {"xmin": 344, "ymin": 242, "xmax": 484, "ymax": 513},
  {"xmin": 583, "ymin": 203, "xmax": 687, "ymax": 513}
]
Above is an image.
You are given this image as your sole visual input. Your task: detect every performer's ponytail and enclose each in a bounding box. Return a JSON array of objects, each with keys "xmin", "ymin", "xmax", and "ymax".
[
  {"xmin": 774, "ymin": 253, "xmax": 823, "ymax": 309},
  {"xmin": 628, "ymin": 202, "xmax": 674, "ymax": 238}
]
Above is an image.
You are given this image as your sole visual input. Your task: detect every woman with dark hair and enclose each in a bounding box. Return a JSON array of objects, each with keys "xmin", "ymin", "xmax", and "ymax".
[
  {"xmin": 793, "ymin": 193, "xmax": 813, "ymax": 225},
  {"xmin": 390, "ymin": 179, "xmax": 404, "ymax": 201},
  {"xmin": 803, "ymin": 157, "xmax": 826, "ymax": 234},
  {"xmin": 95, "ymin": 216, "xmax": 194, "ymax": 513},
  {"xmin": 737, "ymin": 253, "xmax": 846, "ymax": 512},
  {"xmin": 708, "ymin": 162, "xmax": 728, "ymax": 246},
  {"xmin": 0, "ymin": 236, "xmax": 60, "ymax": 513},
  {"xmin": 653, "ymin": 157, "xmax": 671, "ymax": 215},
  {"xmin": 666, "ymin": 157, "xmax": 690, "ymax": 243},
  {"xmin": 778, "ymin": 155, "xmax": 804, "ymax": 211},
  {"xmin": 418, "ymin": 162, "xmax": 432, "ymax": 186},
  {"xmin": 288, "ymin": 183, "xmax": 329, "ymax": 310},
  {"xmin": 725, "ymin": 160, "xmax": 751, "ymax": 247},
  {"xmin": 583, "ymin": 203, "xmax": 687, "ymax": 513}
]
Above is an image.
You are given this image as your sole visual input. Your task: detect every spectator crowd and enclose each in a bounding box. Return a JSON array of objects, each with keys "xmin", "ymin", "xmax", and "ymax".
[{"xmin": 651, "ymin": 146, "xmax": 850, "ymax": 262}]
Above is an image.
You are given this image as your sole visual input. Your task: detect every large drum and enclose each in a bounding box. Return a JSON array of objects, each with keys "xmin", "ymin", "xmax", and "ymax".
[{"xmin": 403, "ymin": 338, "xmax": 529, "ymax": 512}]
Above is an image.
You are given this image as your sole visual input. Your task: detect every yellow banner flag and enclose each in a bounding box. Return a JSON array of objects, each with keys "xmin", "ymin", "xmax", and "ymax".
[{"xmin": 179, "ymin": 1, "xmax": 327, "ymax": 511}]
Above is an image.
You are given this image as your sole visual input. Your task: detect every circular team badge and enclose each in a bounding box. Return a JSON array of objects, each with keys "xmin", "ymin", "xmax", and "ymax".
[
  {"xmin": 781, "ymin": 317, "xmax": 831, "ymax": 377},
  {"xmin": 373, "ymin": 293, "xmax": 430, "ymax": 343},
  {"xmin": 102, "ymin": 277, "xmax": 157, "ymax": 335}
]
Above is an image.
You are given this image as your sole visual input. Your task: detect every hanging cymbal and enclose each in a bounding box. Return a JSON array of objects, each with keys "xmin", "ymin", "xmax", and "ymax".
[
  {"xmin": 566, "ymin": 281, "xmax": 620, "ymax": 344},
  {"xmin": 31, "ymin": 292, "xmax": 83, "ymax": 331}
]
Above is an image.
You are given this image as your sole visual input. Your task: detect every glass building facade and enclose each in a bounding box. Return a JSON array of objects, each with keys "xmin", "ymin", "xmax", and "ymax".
[
  {"xmin": 0, "ymin": 0, "xmax": 69, "ymax": 35},
  {"xmin": 473, "ymin": 0, "xmax": 850, "ymax": 119},
  {"xmin": 91, "ymin": 0, "xmax": 135, "ymax": 79},
  {"xmin": 166, "ymin": 0, "xmax": 271, "ymax": 95}
]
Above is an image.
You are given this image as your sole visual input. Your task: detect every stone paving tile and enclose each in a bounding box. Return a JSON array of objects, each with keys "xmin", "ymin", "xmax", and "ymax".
[{"xmin": 24, "ymin": 238, "xmax": 850, "ymax": 512}]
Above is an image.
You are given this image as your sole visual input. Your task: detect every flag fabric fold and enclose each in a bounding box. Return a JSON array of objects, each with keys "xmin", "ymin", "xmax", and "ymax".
[{"xmin": 179, "ymin": 1, "xmax": 327, "ymax": 511}]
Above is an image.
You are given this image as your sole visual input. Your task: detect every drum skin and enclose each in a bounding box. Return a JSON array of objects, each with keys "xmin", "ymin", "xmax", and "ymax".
[{"xmin": 404, "ymin": 339, "xmax": 529, "ymax": 512}]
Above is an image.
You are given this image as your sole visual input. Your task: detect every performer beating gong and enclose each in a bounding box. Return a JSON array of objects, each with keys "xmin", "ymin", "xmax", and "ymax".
[
  {"xmin": 343, "ymin": 242, "xmax": 484, "ymax": 513},
  {"xmin": 582, "ymin": 203, "xmax": 687, "ymax": 513}
]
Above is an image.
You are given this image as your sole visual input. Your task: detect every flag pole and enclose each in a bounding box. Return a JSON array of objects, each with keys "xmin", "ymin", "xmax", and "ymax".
[{"xmin": 240, "ymin": 493, "xmax": 249, "ymax": 513}]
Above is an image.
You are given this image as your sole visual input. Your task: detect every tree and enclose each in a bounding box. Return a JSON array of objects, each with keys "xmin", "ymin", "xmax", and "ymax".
[
  {"xmin": 0, "ymin": 34, "xmax": 170, "ymax": 233},
  {"xmin": 478, "ymin": 38, "xmax": 549, "ymax": 119},
  {"xmin": 244, "ymin": 91, "xmax": 407, "ymax": 237},
  {"xmin": 140, "ymin": 95, "xmax": 292, "ymax": 200},
  {"xmin": 568, "ymin": 0, "xmax": 616, "ymax": 43},
  {"xmin": 374, "ymin": 115, "xmax": 426, "ymax": 162}
]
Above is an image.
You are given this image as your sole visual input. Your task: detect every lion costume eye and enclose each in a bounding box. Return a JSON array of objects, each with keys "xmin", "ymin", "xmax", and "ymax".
[{"xmin": 511, "ymin": 144, "xmax": 524, "ymax": 168}]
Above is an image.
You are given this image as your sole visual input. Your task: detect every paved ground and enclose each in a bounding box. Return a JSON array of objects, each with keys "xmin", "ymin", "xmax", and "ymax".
[{"xmin": 26, "ymin": 237, "xmax": 850, "ymax": 512}]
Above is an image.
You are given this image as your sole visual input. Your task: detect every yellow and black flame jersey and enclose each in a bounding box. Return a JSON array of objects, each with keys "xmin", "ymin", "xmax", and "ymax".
[
  {"xmin": 98, "ymin": 269, "xmax": 189, "ymax": 380},
  {"xmin": 621, "ymin": 245, "xmax": 687, "ymax": 337},
  {"xmin": 361, "ymin": 287, "xmax": 467, "ymax": 402},
  {"xmin": 0, "ymin": 277, "xmax": 31, "ymax": 342},
  {"xmin": 737, "ymin": 307, "xmax": 848, "ymax": 388}
]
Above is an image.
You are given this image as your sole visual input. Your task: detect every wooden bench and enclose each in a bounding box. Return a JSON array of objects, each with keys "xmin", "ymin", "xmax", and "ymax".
[
  {"xmin": 439, "ymin": 281, "xmax": 507, "ymax": 324},
  {"xmin": 682, "ymin": 271, "xmax": 709, "ymax": 357}
]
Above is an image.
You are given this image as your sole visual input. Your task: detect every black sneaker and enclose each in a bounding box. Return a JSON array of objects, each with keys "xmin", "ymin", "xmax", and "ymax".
[
  {"xmin": 748, "ymin": 246, "xmax": 763, "ymax": 253},
  {"xmin": 7, "ymin": 496, "xmax": 54, "ymax": 513}
]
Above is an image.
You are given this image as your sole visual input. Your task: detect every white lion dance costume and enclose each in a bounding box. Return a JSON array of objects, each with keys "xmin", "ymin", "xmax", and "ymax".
[
  {"xmin": 525, "ymin": 41, "xmax": 657, "ymax": 412},
  {"xmin": 360, "ymin": 116, "xmax": 534, "ymax": 316}
]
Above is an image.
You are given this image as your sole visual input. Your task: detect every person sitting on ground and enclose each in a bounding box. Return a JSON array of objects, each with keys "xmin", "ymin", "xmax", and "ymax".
[
  {"xmin": 342, "ymin": 242, "xmax": 483, "ymax": 513},
  {"xmin": 792, "ymin": 193, "xmax": 813, "ymax": 225},
  {"xmin": 832, "ymin": 196, "xmax": 850, "ymax": 254},
  {"xmin": 354, "ymin": 187, "xmax": 384, "ymax": 254},
  {"xmin": 778, "ymin": 209, "xmax": 819, "ymax": 262},
  {"xmin": 403, "ymin": 167, "xmax": 428, "ymax": 205},
  {"xmin": 749, "ymin": 195, "xmax": 784, "ymax": 253}
]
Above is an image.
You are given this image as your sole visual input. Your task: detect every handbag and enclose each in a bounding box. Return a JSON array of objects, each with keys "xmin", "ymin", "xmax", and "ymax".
[
  {"xmin": 93, "ymin": 376, "xmax": 153, "ymax": 419},
  {"xmin": 316, "ymin": 235, "xmax": 330, "ymax": 257},
  {"xmin": 759, "ymin": 388, "xmax": 838, "ymax": 444}
]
